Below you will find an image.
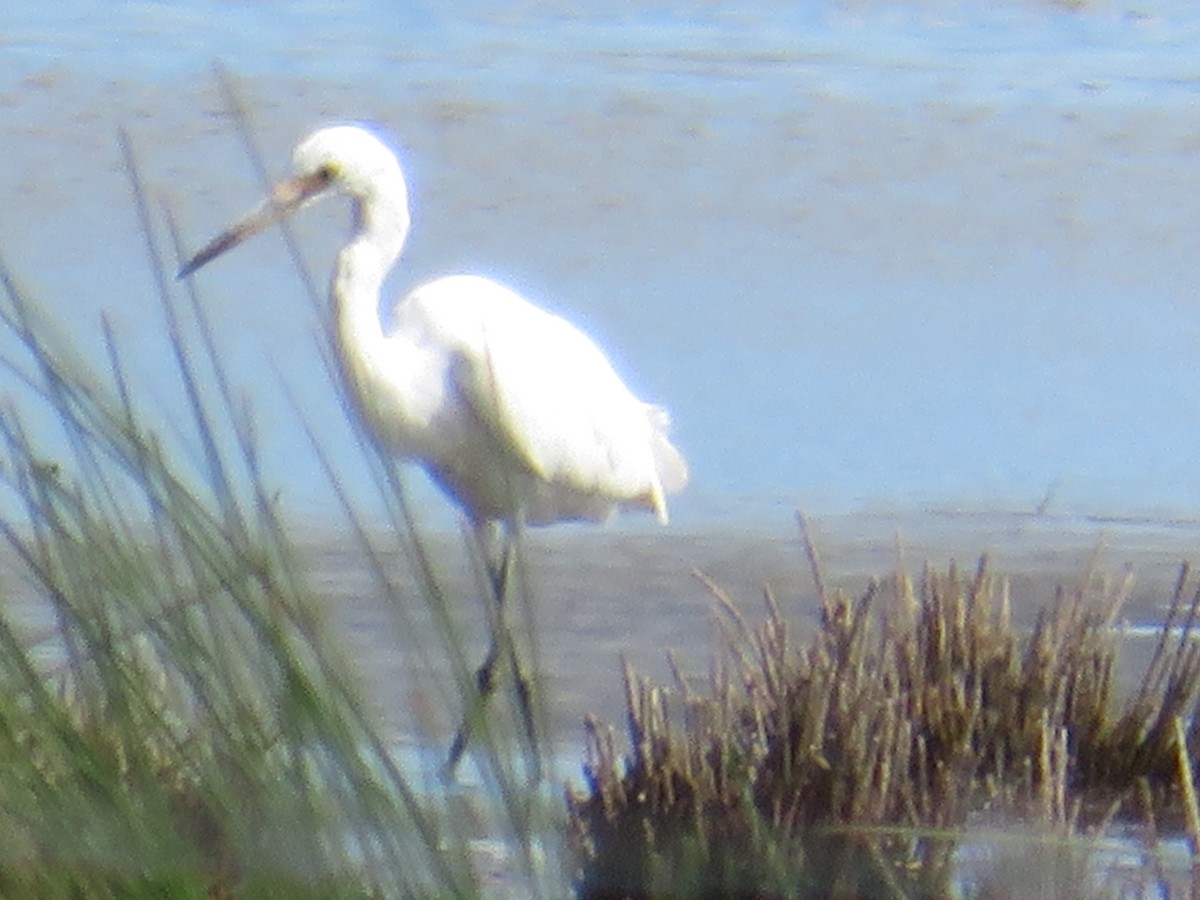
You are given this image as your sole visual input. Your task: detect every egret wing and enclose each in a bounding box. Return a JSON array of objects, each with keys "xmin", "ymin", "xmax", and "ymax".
[{"xmin": 442, "ymin": 287, "xmax": 662, "ymax": 503}]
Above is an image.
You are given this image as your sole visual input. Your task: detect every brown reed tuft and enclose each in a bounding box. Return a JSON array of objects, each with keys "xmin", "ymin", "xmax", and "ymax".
[{"xmin": 567, "ymin": 548, "xmax": 1200, "ymax": 898}]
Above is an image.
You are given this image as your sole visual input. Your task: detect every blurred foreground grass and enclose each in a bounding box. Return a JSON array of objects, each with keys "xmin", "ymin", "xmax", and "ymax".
[{"xmin": 0, "ymin": 116, "xmax": 551, "ymax": 896}]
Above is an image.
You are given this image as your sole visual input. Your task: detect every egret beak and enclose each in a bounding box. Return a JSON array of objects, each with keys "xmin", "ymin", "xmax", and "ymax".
[{"xmin": 178, "ymin": 169, "xmax": 331, "ymax": 278}]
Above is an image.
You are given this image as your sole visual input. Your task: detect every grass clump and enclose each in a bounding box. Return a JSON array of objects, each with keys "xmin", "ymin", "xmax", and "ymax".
[{"xmin": 568, "ymin": 530, "xmax": 1200, "ymax": 898}]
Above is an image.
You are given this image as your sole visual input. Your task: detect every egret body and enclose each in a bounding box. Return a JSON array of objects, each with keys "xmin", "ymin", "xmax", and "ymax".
[{"xmin": 180, "ymin": 124, "xmax": 688, "ymax": 774}]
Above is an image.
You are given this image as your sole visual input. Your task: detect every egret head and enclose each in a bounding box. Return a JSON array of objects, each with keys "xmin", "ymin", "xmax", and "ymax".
[
  {"xmin": 179, "ymin": 124, "xmax": 410, "ymax": 278},
  {"xmin": 292, "ymin": 125, "xmax": 407, "ymax": 205}
]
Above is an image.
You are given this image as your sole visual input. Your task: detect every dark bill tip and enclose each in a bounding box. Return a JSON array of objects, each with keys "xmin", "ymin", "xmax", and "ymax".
[
  {"xmin": 178, "ymin": 229, "xmax": 246, "ymax": 280},
  {"xmin": 176, "ymin": 170, "xmax": 330, "ymax": 281}
]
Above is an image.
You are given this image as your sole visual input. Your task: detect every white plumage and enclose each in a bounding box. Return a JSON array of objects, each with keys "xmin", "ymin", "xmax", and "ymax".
[
  {"xmin": 180, "ymin": 123, "xmax": 688, "ymax": 775},
  {"xmin": 182, "ymin": 124, "xmax": 687, "ymax": 528}
]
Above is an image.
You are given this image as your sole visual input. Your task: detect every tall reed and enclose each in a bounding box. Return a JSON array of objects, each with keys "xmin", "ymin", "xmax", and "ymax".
[{"xmin": 0, "ymin": 74, "xmax": 552, "ymax": 896}]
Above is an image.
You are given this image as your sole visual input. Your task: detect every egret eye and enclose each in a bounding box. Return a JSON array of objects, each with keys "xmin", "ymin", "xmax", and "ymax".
[{"xmin": 317, "ymin": 163, "xmax": 336, "ymax": 182}]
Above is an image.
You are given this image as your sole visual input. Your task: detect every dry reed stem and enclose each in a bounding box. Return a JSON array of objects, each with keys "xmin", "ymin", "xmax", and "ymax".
[{"xmin": 1174, "ymin": 715, "xmax": 1200, "ymax": 897}]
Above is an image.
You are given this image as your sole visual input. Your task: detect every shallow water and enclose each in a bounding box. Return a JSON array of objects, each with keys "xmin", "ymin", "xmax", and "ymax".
[
  {"xmin": 273, "ymin": 508, "xmax": 1200, "ymax": 772},
  {"xmin": 6, "ymin": 505, "xmax": 1197, "ymax": 770}
]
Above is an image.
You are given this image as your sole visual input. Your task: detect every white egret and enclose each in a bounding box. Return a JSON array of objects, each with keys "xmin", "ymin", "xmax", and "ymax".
[{"xmin": 179, "ymin": 123, "xmax": 688, "ymax": 774}]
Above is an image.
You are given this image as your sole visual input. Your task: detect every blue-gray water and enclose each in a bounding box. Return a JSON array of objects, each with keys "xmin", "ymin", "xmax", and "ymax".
[{"xmin": 6, "ymin": 2, "xmax": 1200, "ymax": 527}]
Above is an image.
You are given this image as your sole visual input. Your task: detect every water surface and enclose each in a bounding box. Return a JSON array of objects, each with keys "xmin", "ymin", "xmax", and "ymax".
[{"xmin": 4, "ymin": 3, "xmax": 1200, "ymax": 525}]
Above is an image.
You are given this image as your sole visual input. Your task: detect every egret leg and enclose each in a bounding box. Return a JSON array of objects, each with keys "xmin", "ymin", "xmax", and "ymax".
[
  {"xmin": 444, "ymin": 537, "xmax": 508, "ymax": 775},
  {"xmin": 444, "ymin": 525, "xmax": 541, "ymax": 779}
]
